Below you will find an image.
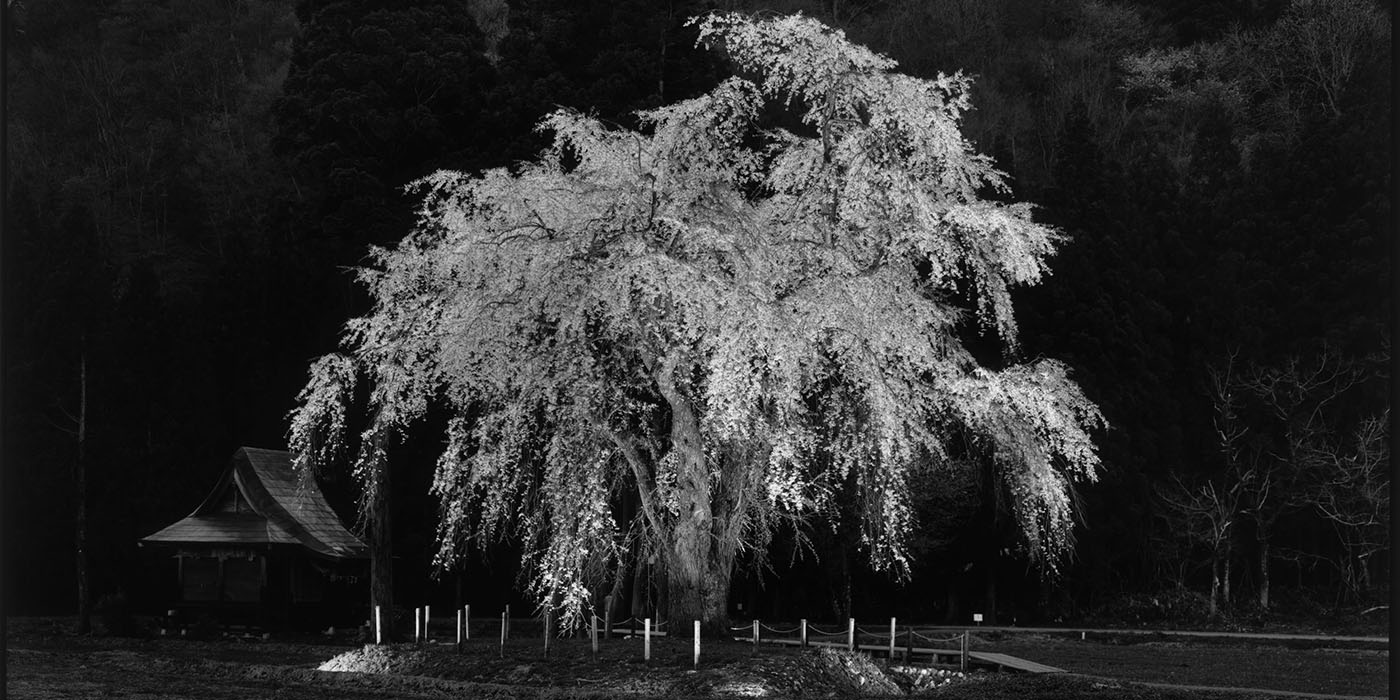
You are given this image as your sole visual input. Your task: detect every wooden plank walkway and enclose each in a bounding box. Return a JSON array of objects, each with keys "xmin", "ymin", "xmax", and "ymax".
[
  {"xmin": 917, "ymin": 625, "xmax": 1388, "ymax": 645},
  {"xmin": 969, "ymin": 651, "xmax": 1065, "ymax": 673}
]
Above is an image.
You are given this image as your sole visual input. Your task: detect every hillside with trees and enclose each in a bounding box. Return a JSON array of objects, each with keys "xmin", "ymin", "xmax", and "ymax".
[{"xmin": 4, "ymin": 0, "xmax": 1388, "ymax": 631}]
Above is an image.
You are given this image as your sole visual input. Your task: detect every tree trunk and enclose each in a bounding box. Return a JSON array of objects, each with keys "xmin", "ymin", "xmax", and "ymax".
[
  {"xmin": 984, "ymin": 561, "xmax": 998, "ymax": 625},
  {"xmin": 607, "ymin": 497, "xmax": 635, "ymax": 622},
  {"xmin": 655, "ymin": 554, "xmax": 669, "ymax": 623},
  {"xmin": 607, "ymin": 548, "xmax": 632, "ymax": 624},
  {"xmin": 1209, "ymin": 558, "xmax": 1220, "ymax": 618},
  {"xmin": 829, "ymin": 573, "xmax": 844, "ymax": 621},
  {"xmin": 369, "ymin": 463, "xmax": 394, "ymax": 640},
  {"xmin": 630, "ymin": 557, "xmax": 648, "ymax": 621},
  {"xmin": 944, "ymin": 582, "xmax": 960, "ymax": 624},
  {"xmin": 840, "ymin": 546, "xmax": 852, "ymax": 619},
  {"xmin": 1258, "ymin": 538, "xmax": 1270, "ymax": 610},
  {"xmin": 666, "ymin": 547, "xmax": 734, "ymax": 638},
  {"xmin": 1358, "ymin": 552, "xmax": 1372, "ymax": 594},
  {"xmin": 76, "ymin": 351, "xmax": 91, "ymax": 635},
  {"xmin": 1223, "ymin": 543, "xmax": 1232, "ymax": 607},
  {"xmin": 664, "ymin": 452, "xmax": 734, "ymax": 635},
  {"xmin": 659, "ymin": 368, "xmax": 735, "ymax": 637}
]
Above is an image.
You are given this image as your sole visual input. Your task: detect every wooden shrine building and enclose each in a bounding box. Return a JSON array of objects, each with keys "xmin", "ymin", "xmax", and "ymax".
[{"xmin": 140, "ymin": 447, "xmax": 368, "ymax": 631}]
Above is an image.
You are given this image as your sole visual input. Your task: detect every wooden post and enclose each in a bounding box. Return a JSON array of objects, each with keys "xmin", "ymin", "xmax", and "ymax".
[
  {"xmin": 959, "ymin": 630, "xmax": 968, "ymax": 672},
  {"xmin": 693, "ymin": 620, "xmax": 700, "ymax": 668},
  {"xmin": 591, "ymin": 615, "xmax": 599, "ymax": 659},
  {"xmin": 465, "ymin": 605, "xmax": 471, "ymax": 640},
  {"xmin": 375, "ymin": 605, "xmax": 382, "ymax": 645},
  {"xmin": 425, "ymin": 605, "xmax": 431, "ymax": 642},
  {"xmin": 505, "ymin": 604, "xmax": 511, "ymax": 639},
  {"xmin": 752, "ymin": 619, "xmax": 759, "ymax": 648},
  {"xmin": 904, "ymin": 625, "xmax": 913, "ymax": 664},
  {"xmin": 887, "ymin": 617, "xmax": 896, "ymax": 663},
  {"xmin": 800, "ymin": 618, "xmax": 808, "ymax": 648},
  {"xmin": 604, "ymin": 596, "xmax": 613, "ymax": 639},
  {"xmin": 847, "ymin": 618, "xmax": 855, "ymax": 652},
  {"xmin": 644, "ymin": 618, "xmax": 651, "ymax": 662},
  {"xmin": 499, "ymin": 611, "xmax": 506, "ymax": 658},
  {"xmin": 457, "ymin": 608, "xmax": 463, "ymax": 647},
  {"xmin": 414, "ymin": 607, "xmax": 421, "ymax": 643}
]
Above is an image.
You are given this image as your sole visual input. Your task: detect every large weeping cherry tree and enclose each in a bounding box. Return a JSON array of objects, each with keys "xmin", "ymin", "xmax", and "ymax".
[{"xmin": 290, "ymin": 13, "xmax": 1104, "ymax": 635}]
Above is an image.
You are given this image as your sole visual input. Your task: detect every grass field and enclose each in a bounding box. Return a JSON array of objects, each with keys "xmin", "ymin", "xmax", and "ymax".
[{"xmin": 974, "ymin": 632, "xmax": 1386, "ymax": 697}]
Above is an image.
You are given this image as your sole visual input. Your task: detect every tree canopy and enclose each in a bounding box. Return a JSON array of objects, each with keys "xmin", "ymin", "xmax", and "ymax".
[{"xmin": 290, "ymin": 12, "xmax": 1104, "ymax": 631}]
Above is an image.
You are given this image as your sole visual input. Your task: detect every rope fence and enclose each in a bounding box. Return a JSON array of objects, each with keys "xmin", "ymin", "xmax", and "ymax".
[
  {"xmin": 377, "ymin": 604, "xmax": 975, "ymax": 671},
  {"xmin": 911, "ymin": 630, "xmax": 965, "ymax": 644},
  {"xmin": 760, "ymin": 623, "xmax": 802, "ymax": 635}
]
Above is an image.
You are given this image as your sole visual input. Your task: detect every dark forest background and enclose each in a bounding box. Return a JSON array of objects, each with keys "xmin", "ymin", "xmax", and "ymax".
[{"xmin": 4, "ymin": 0, "xmax": 1390, "ymax": 629}]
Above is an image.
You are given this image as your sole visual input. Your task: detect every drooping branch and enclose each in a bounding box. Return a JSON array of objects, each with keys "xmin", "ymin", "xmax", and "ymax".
[{"xmin": 597, "ymin": 422, "xmax": 668, "ymax": 541}]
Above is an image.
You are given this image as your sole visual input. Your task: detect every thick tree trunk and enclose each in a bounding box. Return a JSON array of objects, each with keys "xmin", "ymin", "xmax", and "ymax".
[
  {"xmin": 76, "ymin": 351, "xmax": 91, "ymax": 635},
  {"xmin": 658, "ymin": 361, "xmax": 734, "ymax": 637},
  {"xmin": 667, "ymin": 546, "xmax": 734, "ymax": 638},
  {"xmin": 665, "ymin": 453, "xmax": 734, "ymax": 635},
  {"xmin": 369, "ymin": 464, "xmax": 394, "ymax": 640}
]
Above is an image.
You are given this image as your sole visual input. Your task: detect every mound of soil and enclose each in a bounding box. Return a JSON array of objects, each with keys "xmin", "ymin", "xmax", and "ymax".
[
  {"xmin": 886, "ymin": 666, "xmax": 967, "ymax": 693},
  {"xmin": 317, "ymin": 642, "xmax": 942, "ymax": 697}
]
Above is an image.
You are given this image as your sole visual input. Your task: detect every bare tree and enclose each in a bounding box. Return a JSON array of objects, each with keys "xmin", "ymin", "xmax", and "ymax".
[
  {"xmin": 1271, "ymin": 0, "xmax": 1389, "ymax": 118},
  {"xmin": 1241, "ymin": 347, "xmax": 1367, "ymax": 609},
  {"xmin": 1207, "ymin": 354, "xmax": 1257, "ymax": 608},
  {"xmin": 1157, "ymin": 475, "xmax": 1243, "ymax": 617},
  {"xmin": 1306, "ymin": 412, "xmax": 1389, "ymax": 605}
]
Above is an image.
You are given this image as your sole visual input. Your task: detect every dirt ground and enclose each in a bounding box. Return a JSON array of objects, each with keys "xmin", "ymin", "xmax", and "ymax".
[
  {"xmin": 4, "ymin": 618, "xmax": 1389, "ymax": 699},
  {"xmin": 6, "ymin": 631, "xmax": 928, "ymax": 700}
]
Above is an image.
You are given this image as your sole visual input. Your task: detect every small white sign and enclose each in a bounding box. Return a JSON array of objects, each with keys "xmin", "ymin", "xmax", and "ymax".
[{"xmin": 972, "ymin": 613, "xmax": 983, "ymax": 623}]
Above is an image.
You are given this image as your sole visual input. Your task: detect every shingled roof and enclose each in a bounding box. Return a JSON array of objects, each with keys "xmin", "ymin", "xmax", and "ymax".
[{"xmin": 141, "ymin": 447, "xmax": 367, "ymax": 559}]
